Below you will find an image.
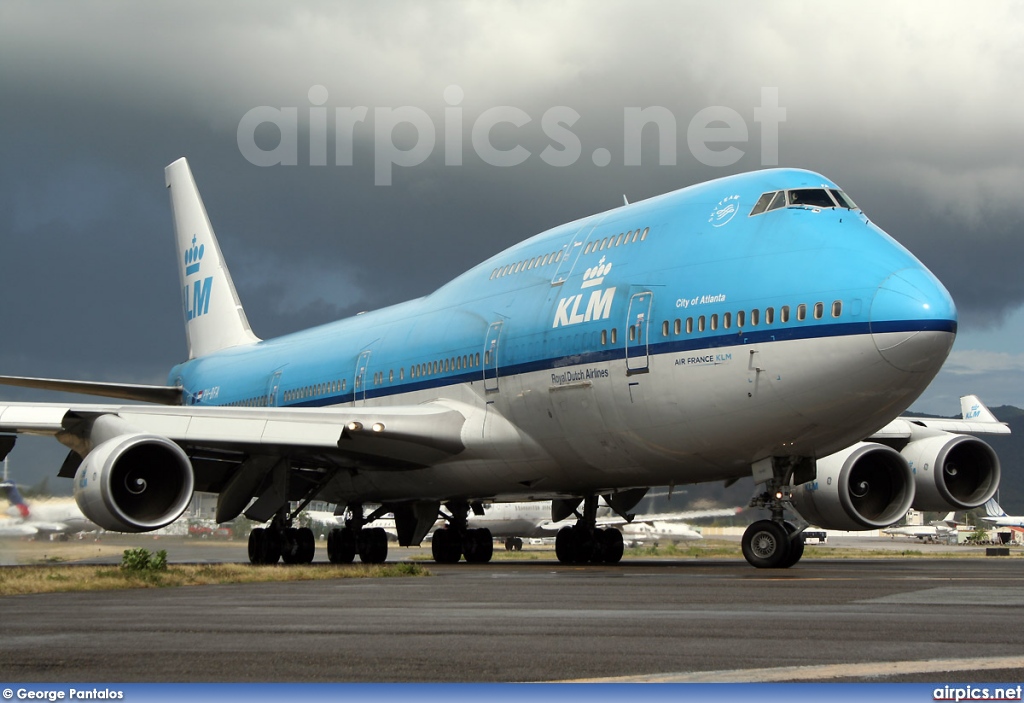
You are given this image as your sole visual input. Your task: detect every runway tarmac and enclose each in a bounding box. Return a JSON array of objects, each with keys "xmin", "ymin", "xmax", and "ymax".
[{"xmin": 0, "ymin": 543, "xmax": 1022, "ymax": 683}]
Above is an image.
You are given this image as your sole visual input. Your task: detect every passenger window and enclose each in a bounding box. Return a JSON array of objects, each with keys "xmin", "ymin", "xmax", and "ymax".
[
  {"xmin": 698, "ymin": 316, "xmax": 706, "ymax": 332},
  {"xmin": 832, "ymin": 300, "xmax": 842, "ymax": 318},
  {"xmin": 662, "ymin": 320, "xmax": 669, "ymax": 337},
  {"xmin": 611, "ymin": 328, "xmax": 617, "ymax": 344},
  {"xmin": 750, "ymin": 309, "xmax": 759, "ymax": 326},
  {"xmin": 736, "ymin": 310, "xmax": 745, "ymax": 327},
  {"xmin": 584, "ymin": 242, "xmax": 594, "ymax": 254},
  {"xmin": 674, "ymin": 319, "xmax": 682, "ymax": 335},
  {"xmin": 640, "ymin": 227, "xmax": 649, "ymax": 241},
  {"xmin": 723, "ymin": 312, "xmax": 731, "ymax": 329},
  {"xmin": 797, "ymin": 304, "xmax": 807, "ymax": 321},
  {"xmin": 601, "ymin": 329, "xmax": 608, "ymax": 345},
  {"xmin": 710, "ymin": 314, "xmax": 718, "ymax": 331},
  {"xmin": 629, "ymin": 325, "xmax": 637, "ymax": 342},
  {"xmin": 765, "ymin": 307, "xmax": 774, "ymax": 324},
  {"xmin": 615, "ymin": 233, "xmax": 624, "ymax": 246},
  {"xmin": 814, "ymin": 302, "xmax": 824, "ymax": 319},
  {"xmin": 686, "ymin": 317, "xmax": 693, "ymax": 334},
  {"xmin": 781, "ymin": 306, "xmax": 790, "ymax": 323}
]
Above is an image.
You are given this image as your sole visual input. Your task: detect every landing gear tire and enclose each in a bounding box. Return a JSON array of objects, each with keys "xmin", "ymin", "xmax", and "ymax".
[
  {"xmin": 280, "ymin": 527, "xmax": 316, "ymax": 564},
  {"xmin": 248, "ymin": 527, "xmax": 282, "ymax": 565},
  {"xmin": 327, "ymin": 527, "xmax": 356, "ymax": 564},
  {"xmin": 597, "ymin": 528, "xmax": 624, "ymax": 565},
  {"xmin": 431, "ymin": 527, "xmax": 462, "ymax": 563},
  {"xmin": 556, "ymin": 525, "xmax": 597, "ymax": 564},
  {"xmin": 555, "ymin": 526, "xmax": 573, "ymax": 563},
  {"xmin": 780, "ymin": 521, "xmax": 805, "ymax": 568},
  {"xmin": 357, "ymin": 527, "xmax": 388, "ymax": 564},
  {"xmin": 463, "ymin": 528, "xmax": 494, "ymax": 563},
  {"xmin": 504, "ymin": 536, "xmax": 523, "ymax": 552},
  {"xmin": 741, "ymin": 520, "xmax": 791, "ymax": 569}
]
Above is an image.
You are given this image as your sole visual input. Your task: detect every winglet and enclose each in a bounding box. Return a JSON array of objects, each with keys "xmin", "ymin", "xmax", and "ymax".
[
  {"xmin": 165, "ymin": 158, "xmax": 260, "ymax": 359},
  {"xmin": 961, "ymin": 395, "xmax": 1000, "ymax": 423}
]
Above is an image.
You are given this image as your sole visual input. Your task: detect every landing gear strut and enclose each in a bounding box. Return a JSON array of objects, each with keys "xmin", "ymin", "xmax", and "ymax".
[
  {"xmin": 431, "ymin": 501, "xmax": 494, "ymax": 564},
  {"xmin": 742, "ymin": 458, "xmax": 808, "ymax": 569},
  {"xmin": 326, "ymin": 503, "xmax": 389, "ymax": 564},
  {"xmin": 554, "ymin": 494, "xmax": 624, "ymax": 565}
]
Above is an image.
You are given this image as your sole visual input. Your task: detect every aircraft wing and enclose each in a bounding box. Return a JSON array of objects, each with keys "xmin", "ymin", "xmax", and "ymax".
[
  {"xmin": 871, "ymin": 395, "xmax": 1010, "ymax": 439},
  {"xmin": 0, "ymin": 375, "xmax": 182, "ymax": 405},
  {"xmin": 0, "ymin": 400, "xmax": 469, "ymax": 485},
  {"xmin": 0, "ymin": 521, "xmax": 39, "ymax": 537}
]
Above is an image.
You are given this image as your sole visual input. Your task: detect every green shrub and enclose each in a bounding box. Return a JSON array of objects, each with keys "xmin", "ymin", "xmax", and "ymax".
[{"xmin": 120, "ymin": 548, "xmax": 169, "ymax": 572}]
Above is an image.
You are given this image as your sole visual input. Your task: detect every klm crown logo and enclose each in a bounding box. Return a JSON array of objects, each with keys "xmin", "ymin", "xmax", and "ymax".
[
  {"xmin": 582, "ymin": 256, "xmax": 612, "ymax": 289},
  {"xmin": 185, "ymin": 235, "xmax": 205, "ymax": 276}
]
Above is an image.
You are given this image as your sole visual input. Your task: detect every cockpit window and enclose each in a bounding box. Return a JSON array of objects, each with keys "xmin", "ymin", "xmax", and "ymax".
[
  {"xmin": 749, "ymin": 187, "xmax": 860, "ymax": 217},
  {"xmin": 829, "ymin": 189, "xmax": 858, "ymax": 209},
  {"xmin": 787, "ymin": 189, "xmax": 837, "ymax": 208},
  {"xmin": 749, "ymin": 192, "xmax": 775, "ymax": 216}
]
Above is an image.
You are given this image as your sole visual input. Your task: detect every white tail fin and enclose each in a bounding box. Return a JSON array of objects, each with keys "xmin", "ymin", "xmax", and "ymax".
[
  {"xmin": 984, "ymin": 498, "xmax": 1006, "ymax": 518},
  {"xmin": 961, "ymin": 395, "xmax": 1000, "ymax": 423},
  {"xmin": 165, "ymin": 158, "xmax": 260, "ymax": 359}
]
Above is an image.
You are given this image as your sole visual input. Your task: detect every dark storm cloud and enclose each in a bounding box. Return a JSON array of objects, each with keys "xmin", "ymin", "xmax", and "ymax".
[{"xmin": 1, "ymin": 1, "xmax": 1023, "ymax": 479}]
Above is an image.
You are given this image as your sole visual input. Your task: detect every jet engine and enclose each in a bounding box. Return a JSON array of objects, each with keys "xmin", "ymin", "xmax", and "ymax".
[
  {"xmin": 790, "ymin": 442, "xmax": 915, "ymax": 531},
  {"xmin": 74, "ymin": 433, "xmax": 195, "ymax": 532},
  {"xmin": 901, "ymin": 433, "xmax": 1000, "ymax": 511}
]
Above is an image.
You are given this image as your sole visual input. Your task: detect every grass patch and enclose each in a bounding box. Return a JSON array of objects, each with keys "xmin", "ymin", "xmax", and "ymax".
[{"xmin": 0, "ymin": 561, "xmax": 430, "ymax": 596}]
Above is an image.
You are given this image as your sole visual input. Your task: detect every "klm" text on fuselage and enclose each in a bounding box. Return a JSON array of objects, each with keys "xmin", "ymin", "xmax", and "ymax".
[{"xmin": 553, "ymin": 287, "xmax": 616, "ymax": 328}]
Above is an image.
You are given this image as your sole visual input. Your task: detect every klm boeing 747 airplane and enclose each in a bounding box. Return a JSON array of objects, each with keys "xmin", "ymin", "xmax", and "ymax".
[{"xmin": 0, "ymin": 159, "xmax": 1008, "ymax": 568}]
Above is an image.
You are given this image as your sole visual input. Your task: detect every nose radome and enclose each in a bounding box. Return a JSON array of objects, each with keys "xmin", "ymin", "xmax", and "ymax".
[{"xmin": 870, "ymin": 268, "xmax": 957, "ymax": 372}]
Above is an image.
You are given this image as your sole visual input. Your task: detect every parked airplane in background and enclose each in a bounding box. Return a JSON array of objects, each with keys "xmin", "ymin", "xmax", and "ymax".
[
  {"xmin": 467, "ymin": 499, "xmax": 737, "ymax": 552},
  {"xmin": 980, "ymin": 499, "xmax": 1024, "ymax": 528},
  {"xmin": 882, "ymin": 510, "xmax": 959, "ymax": 541},
  {"xmin": 0, "ymin": 159, "xmax": 1008, "ymax": 568},
  {"xmin": 0, "ymin": 481, "xmax": 98, "ymax": 539}
]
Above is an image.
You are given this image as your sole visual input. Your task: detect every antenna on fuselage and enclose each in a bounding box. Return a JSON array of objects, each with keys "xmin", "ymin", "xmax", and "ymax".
[{"xmin": 623, "ymin": 195, "xmax": 629, "ymax": 205}]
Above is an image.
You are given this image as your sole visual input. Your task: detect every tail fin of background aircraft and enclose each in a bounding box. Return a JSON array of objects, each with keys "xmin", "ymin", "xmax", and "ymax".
[
  {"xmin": 0, "ymin": 481, "xmax": 30, "ymax": 518},
  {"xmin": 960, "ymin": 395, "xmax": 1000, "ymax": 423},
  {"xmin": 984, "ymin": 498, "xmax": 1007, "ymax": 518},
  {"xmin": 165, "ymin": 158, "xmax": 260, "ymax": 359}
]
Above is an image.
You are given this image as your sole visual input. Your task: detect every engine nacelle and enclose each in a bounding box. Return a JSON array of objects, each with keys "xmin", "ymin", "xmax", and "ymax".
[
  {"xmin": 790, "ymin": 442, "xmax": 915, "ymax": 531},
  {"xmin": 901, "ymin": 433, "xmax": 1000, "ymax": 511},
  {"xmin": 74, "ymin": 433, "xmax": 195, "ymax": 532}
]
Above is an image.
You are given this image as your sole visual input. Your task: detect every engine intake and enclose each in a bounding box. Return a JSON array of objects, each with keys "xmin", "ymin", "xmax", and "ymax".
[
  {"xmin": 901, "ymin": 433, "xmax": 1000, "ymax": 511},
  {"xmin": 74, "ymin": 433, "xmax": 195, "ymax": 532},
  {"xmin": 791, "ymin": 442, "xmax": 915, "ymax": 531}
]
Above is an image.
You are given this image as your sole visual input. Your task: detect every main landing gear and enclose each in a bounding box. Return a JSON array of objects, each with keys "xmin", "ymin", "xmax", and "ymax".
[
  {"xmin": 325, "ymin": 503, "xmax": 389, "ymax": 564},
  {"xmin": 248, "ymin": 507, "xmax": 316, "ymax": 565},
  {"xmin": 741, "ymin": 457, "xmax": 809, "ymax": 569},
  {"xmin": 554, "ymin": 495, "xmax": 624, "ymax": 565},
  {"xmin": 431, "ymin": 501, "xmax": 494, "ymax": 564}
]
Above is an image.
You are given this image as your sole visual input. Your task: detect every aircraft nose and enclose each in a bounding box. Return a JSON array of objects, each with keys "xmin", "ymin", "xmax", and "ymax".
[{"xmin": 870, "ymin": 267, "xmax": 957, "ymax": 372}]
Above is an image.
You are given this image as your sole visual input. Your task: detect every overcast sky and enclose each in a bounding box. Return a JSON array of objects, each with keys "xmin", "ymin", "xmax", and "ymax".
[{"xmin": 2, "ymin": 1, "xmax": 1023, "ymax": 485}]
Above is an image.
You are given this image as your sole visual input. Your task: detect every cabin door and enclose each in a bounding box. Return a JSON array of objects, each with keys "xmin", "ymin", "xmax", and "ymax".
[
  {"xmin": 483, "ymin": 321, "xmax": 503, "ymax": 392},
  {"xmin": 354, "ymin": 349, "xmax": 372, "ymax": 405},
  {"xmin": 625, "ymin": 291, "xmax": 653, "ymax": 374}
]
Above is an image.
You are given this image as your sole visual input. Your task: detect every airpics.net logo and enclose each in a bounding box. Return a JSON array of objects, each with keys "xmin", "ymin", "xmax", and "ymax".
[{"xmin": 236, "ymin": 85, "xmax": 786, "ymax": 186}]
